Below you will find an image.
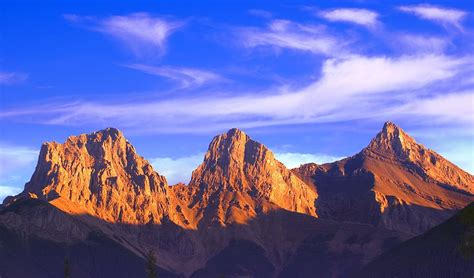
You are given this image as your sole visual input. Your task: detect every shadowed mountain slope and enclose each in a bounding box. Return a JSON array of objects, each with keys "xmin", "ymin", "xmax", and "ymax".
[
  {"xmin": 0, "ymin": 198, "xmax": 180, "ymax": 278},
  {"xmin": 357, "ymin": 202, "xmax": 474, "ymax": 278}
]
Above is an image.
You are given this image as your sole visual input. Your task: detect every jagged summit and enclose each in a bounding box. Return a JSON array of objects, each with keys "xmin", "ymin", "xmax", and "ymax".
[
  {"xmin": 92, "ymin": 127, "xmax": 123, "ymax": 138},
  {"xmin": 226, "ymin": 127, "xmax": 246, "ymax": 136},
  {"xmin": 362, "ymin": 122, "xmax": 473, "ymax": 193},
  {"xmin": 380, "ymin": 121, "xmax": 409, "ymax": 141},
  {"xmin": 293, "ymin": 121, "xmax": 474, "ymax": 235},
  {"xmin": 22, "ymin": 128, "xmax": 170, "ymax": 224},
  {"xmin": 198, "ymin": 128, "xmax": 261, "ymax": 175},
  {"xmin": 365, "ymin": 121, "xmax": 419, "ymax": 159},
  {"xmin": 64, "ymin": 127, "xmax": 124, "ymax": 143},
  {"xmin": 187, "ymin": 128, "xmax": 318, "ymax": 225}
]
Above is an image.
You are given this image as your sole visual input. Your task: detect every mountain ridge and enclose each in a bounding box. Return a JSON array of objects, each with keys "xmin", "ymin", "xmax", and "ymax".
[{"xmin": 1, "ymin": 122, "xmax": 473, "ymax": 277}]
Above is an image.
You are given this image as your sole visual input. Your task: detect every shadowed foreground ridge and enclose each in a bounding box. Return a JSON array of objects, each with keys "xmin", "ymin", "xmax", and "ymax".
[
  {"xmin": 357, "ymin": 202, "xmax": 474, "ymax": 277},
  {"xmin": 1, "ymin": 122, "xmax": 473, "ymax": 277}
]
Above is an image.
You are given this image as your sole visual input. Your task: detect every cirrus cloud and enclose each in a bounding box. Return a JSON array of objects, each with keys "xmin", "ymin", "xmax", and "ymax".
[
  {"xmin": 65, "ymin": 13, "xmax": 184, "ymax": 56},
  {"xmin": 238, "ymin": 19, "xmax": 343, "ymax": 56},
  {"xmin": 125, "ymin": 64, "xmax": 224, "ymax": 88},
  {"xmin": 0, "ymin": 71, "xmax": 28, "ymax": 85},
  {"xmin": 319, "ymin": 8, "xmax": 379, "ymax": 28},
  {"xmin": 398, "ymin": 4, "xmax": 467, "ymax": 30},
  {"xmin": 151, "ymin": 153, "xmax": 204, "ymax": 184},
  {"xmin": 274, "ymin": 152, "xmax": 343, "ymax": 168},
  {"xmin": 1, "ymin": 54, "xmax": 471, "ymax": 133}
]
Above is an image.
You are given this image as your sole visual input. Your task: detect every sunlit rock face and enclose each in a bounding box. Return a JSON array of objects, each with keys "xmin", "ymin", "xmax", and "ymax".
[
  {"xmin": 187, "ymin": 128, "xmax": 318, "ymax": 226},
  {"xmin": 365, "ymin": 121, "xmax": 473, "ymax": 193},
  {"xmin": 23, "ymin": 128, "xmax": 170, "ymax": 224},
  {"xmin": 294, "ymin": 122, "xmax": 474, "ymax": 235}
]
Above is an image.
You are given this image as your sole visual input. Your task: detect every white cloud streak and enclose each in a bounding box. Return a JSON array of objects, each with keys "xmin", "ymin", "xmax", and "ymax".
[
  {"xmin": 65, "ymin": 13, "xmax": 183, "ymax": 56},
  {"xmin": 275, "ymin": 152, "xmax": 342, "ymax": 168},
  {"xmin": 248, "ymin": 9, "xmax": 273, "ymax": 18},
  {"xmin": 0, "ymin": 54, "xmax": 472, "ymax": 133},
  {"xmin": 0, "ymin": 185, "xmax": 23, "ymax": 203},
  {"xmin": 150, "ymin": 153, "xmax": 204, "ymax": 185},
  {"xmin": 398, "ymin": 91, "xmax": 474, "ymax": 124},
  {"xmin": 150, "ymin": 152, "xmax": 343, "ymax": 185},
  {"xmin": 239, "ymin": 19, "xmax": 343, "ymax": 56},
  {"xmin": 0, "ymin": 72, "xmax": 28, "ymax": 85},
  {"xmin": 0, "ymin": 144, "xmax": 38, "ymax": 202},
  {"xmin": 126, "ymin": 64, "xmax": 224, "ymax": 88},
  {"xmin": 319, "ymin": 8, "xmax": 379, "ymax": 28},
  {"xmin": 398, "ymin": 5, "xmax": 467, "ymax": 29},
  {"xmin": 0, "ymin": 144, "xmax": 38, "ymax": 177},
  {"xmin": 393, "ymin": 34, "xmax": 450, "ymax": 54}
]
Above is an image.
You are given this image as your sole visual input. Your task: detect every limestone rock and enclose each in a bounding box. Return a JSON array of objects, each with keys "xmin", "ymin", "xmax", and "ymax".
[
  {"xmin": 294, "ymin": 122, "xmax": 474, "ymax": 235},
  {"xmin": 23, "ymin": 128, "xmax": 169, "ymax": 224},
  {"xmin": 187, "ymin": 128, "xmax": 318, "ymax": 226}
]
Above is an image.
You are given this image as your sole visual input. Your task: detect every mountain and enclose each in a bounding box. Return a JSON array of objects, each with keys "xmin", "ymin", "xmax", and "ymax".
[
  {"xmin": 1, "ymin": 123, "xmax": 472, "ymax": 277},
  {"xmin": 19, "ymin": 128, "xmax": 170, "ymax": 224},
  {"xmin": 357, "ymin": 202, "xmax": 474, "ymax": 277},
  {"xmin": 294, "ymin": 122, "xmax": 473, "ymax": 235},
  {"xmin": 185, "ymin": 128, "xmax": 317, "ymax": 227}
]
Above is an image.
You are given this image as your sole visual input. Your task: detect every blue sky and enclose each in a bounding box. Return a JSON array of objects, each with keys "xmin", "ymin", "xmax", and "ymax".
[{"xmin": 1, "ymin": 0, "xmax": 473, "ymax": 201}]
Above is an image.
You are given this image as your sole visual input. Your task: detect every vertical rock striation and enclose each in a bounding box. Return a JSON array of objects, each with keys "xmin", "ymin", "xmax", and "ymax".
[
  {"xmin": 187, "ymin": 128, "xmax": 318, "ymax": 226},
  {"xmin": 23, "ymin": 128, "xmax": 169, "ymax": 224}
]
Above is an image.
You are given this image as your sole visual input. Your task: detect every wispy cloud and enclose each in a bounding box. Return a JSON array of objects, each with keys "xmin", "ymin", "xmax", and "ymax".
[
  {"xmin": 0, "ymin": 144, "xmax": 38, "ymax": 201},
  {"xmin": 2, "ymin": 54, "xmax": 471, "ymax": 133},
  {"xmin": 153, "ymin": 151, "xmax": 343, "ymax": 184},
  {"xmin": 393, "ymin": 34, "xmax": 450, "ymax": 54},
  {"xmin": 319, "ymin": 8, "xmax": 379, "ymax": 28},
  {"xmin": 275, "ymin": 152, "xmax": 342, "ymax": 168},
  {"xmin": 248, "ymin": 9, "xmax": 273, "ymax": 19},
  {"xmin": 398, "ymin": 4, "xmax": 467, "ymax": 30},
  {"xmin": 125, "ymin": 64, "xmax": 224, "ymax": 88},
  {"xmin": 150, "ymin": 153, "xmax": 204, "ymax": 184},
  {"xmin": 0, "ymin": 185, "xmax": 23, "ymax": 203},
  {"xmin": 0, "ymin": 71, "xmax": 28, "ymax": 85},
  {"xmin": 398, "ymin": 91, "xmax": 474, "ymax": 125},
  {"xmin": 238, "ymin": 19, "xmax": 343, "ymax": 56},
  {"xmin": 436, "ymin": 140, "xmax": 474, "ymax": 174},
  {"xmin": 65, "ymin": 13, "xmax": 183, "ymax": 56}
]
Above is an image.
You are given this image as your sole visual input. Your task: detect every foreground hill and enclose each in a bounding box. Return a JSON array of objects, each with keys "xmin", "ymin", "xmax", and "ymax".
[
  {"xmin": 1, "ymin": 122, "xmax": 472, "ymax": 277},
  {"xmin": 0, "ymin": 198, "xmax": 180, "ymax": 278},
  {"xmin": 358, "ymin": 202, "xmax": 474, "ymax": 277}
]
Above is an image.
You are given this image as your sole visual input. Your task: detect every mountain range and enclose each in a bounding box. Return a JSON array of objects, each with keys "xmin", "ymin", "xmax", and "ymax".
[{"xmin": 0, "ymin": 122, "xmax": 473, "ymax": 277}]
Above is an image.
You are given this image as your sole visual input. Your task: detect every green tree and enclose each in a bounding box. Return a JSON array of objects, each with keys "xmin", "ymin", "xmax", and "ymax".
[
  {"xmin": 64, "ymin": 257, "xmax": 70, "ymax": 278},
  {"xmin": 145, "ymin": 249, "xmax": 157, "ymax": 278}
]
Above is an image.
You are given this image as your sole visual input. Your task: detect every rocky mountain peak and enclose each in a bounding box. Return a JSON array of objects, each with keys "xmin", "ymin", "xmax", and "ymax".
[
  {"xmin": 361, "ymin": 122, "xmax": 473, "ymax": 194},
  {"xmin": 191, "ymin": 128, "xmax": 274, "ymax": 193},
  {"xmin": 366, "ymin": 121, "xmax": 418, "ymax": 159},
  {"xmin": 22, "ymin": 128, "xmax": 170, "ymax": 224},
  {"xmin": 201, "ymin": 128, "xmax": 253, "ymax": 170},
  {"xmin": 187, "ymin": 128, "xmax": 317, "ymax": 225}
]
